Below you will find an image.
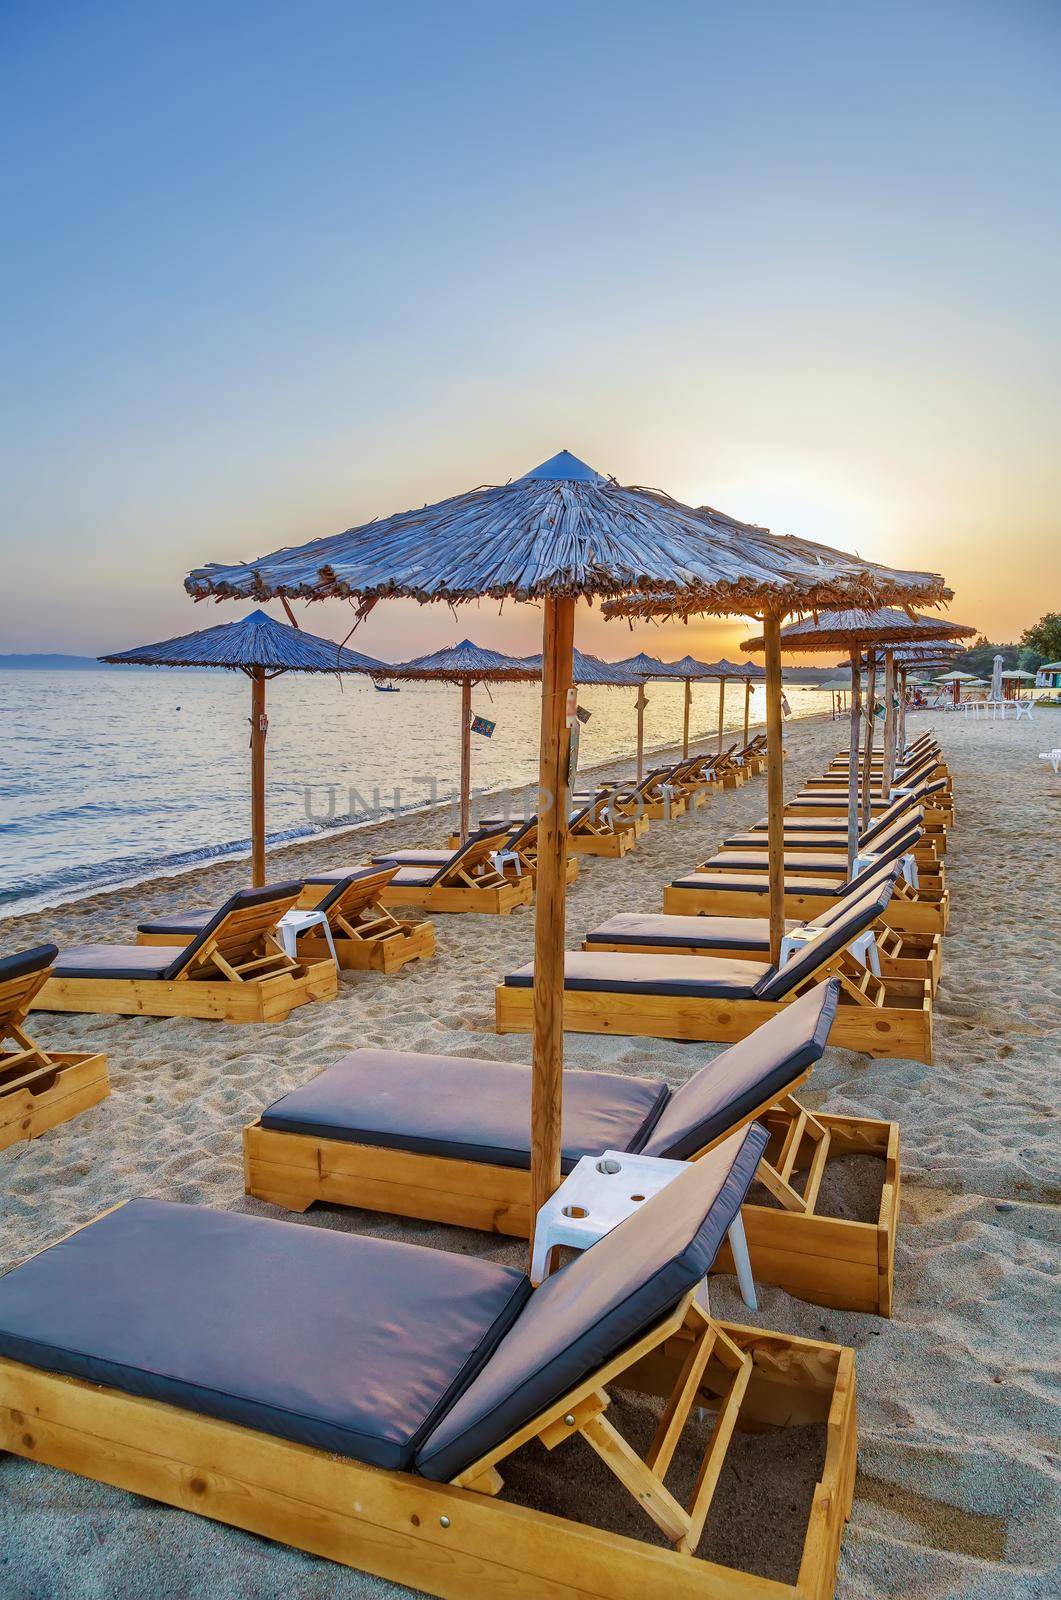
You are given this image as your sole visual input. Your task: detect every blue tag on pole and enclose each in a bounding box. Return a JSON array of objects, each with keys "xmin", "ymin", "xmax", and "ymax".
[{"xmin": 471, "ymin": 715, "xmax": 495, "ymax": 738}]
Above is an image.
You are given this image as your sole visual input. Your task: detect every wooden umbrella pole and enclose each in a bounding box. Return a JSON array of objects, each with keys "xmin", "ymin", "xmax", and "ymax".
[
  {"xmin": 682, "ymin": 678, "xmax": 691, "ymax": 760},
  {"xmin": 743, "ymin": 679, "xmax": 751, "ymax": 746},
  {"xmin": 898, "ymin": 666, "xmax": 907, "ymax": 755},
  {"xmin": 763, "ymin": 612, "xmax": 785, "ymax": 966},
  {"xmin": 847, "ymin": 648, "xmax": 862, "ymax": 872},
  {"xmin": 635, "ymin": 684, "xmax": 647, "ymax": 780},
  {"xmin": 717, "ymin": 678, "xmax": 726, "ymax": 753},
  {"xmin": 882, "ymin": 650, "xmax": 897, "ymax": 794},
  {"xmin": 459, "ymin": 676, "xmax": 473, "ymax": 841},
  {"xmin": 250, "ymin": 667, "xmax": 267, "ymax": 888},
  {"xmin": 530, "ymin": 594, "xmax": 576, "ymax": 1256},
  {"xmin": 861, "ymin": 654, "xmax": 877, "ymax": 829}
]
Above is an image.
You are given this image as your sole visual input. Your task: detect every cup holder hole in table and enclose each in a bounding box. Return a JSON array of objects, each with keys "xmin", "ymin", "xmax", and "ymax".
[
  {"xmin": 629, "ymin": 1194, "xmax": 645, "ymax": 1203},
  {"xmin": 562, "ymin": 1205, "xmax": 589, "ymax": 1219}
]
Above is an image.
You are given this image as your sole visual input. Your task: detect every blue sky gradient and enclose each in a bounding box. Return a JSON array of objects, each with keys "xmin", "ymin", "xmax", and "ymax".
[{"xmin": 2, "ymin": 0, "xmax": 1058, "ymax": 661}]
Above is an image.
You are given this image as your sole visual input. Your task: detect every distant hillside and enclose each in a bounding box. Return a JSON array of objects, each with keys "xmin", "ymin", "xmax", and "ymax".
[
  {"xmin": 0, "ymin": 653, "xmax": 114, "ymax": 669},
  {"xmin": 781, "ymin": 666, "xmax": 847, "ymax": 685}
]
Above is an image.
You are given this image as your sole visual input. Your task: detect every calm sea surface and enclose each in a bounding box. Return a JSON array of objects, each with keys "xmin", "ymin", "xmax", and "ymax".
[{"xmin": 0, "ymin": 669, "xmax": 834, "ymax": 916}]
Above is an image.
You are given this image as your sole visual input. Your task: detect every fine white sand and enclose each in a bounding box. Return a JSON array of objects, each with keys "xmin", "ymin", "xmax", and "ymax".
[{"xmin": 1, "ymin": 711, "xmax": 1059, "ymax": 1598}]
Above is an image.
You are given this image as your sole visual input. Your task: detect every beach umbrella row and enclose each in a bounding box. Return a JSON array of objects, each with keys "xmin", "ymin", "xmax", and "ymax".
[
  {"xmin": 186, "ymin": 447, "xmax": 951, "ymax": 1251},
  {"xmin": 739, "ymin": 609, "xmax": 976, "ymax": 865}
]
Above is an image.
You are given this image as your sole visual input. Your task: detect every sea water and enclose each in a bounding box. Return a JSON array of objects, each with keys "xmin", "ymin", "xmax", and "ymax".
[{"xmin": 0, "ymin": 669, "xmax": 833, "ymax": 915}]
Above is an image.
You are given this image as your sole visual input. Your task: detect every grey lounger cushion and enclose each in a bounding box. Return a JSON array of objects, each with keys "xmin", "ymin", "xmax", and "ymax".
[
  {"xmin": 65, "ymin": 882, "xmax": 303, "ymax": 982},
  {"xmin": 504, "ymin": 951, "xmax": 767, "ymax": 1001},
  {"xmin": 261, "ymin": 1048, "xmax": 668, "ymax": 1172},
  {"xmin": 702, "ymin": 849, "xmax": 852, "ymax": 873},
  {"xmin": 641, "ymin": 982, "xmax": 839, "ymax": 1158},
  {"xmin": 416, "ymin": 1123, "xmax": 769, "ymax": 1480},
  {"xmin": 52, "ymin": 944, "xmax": 184, "ymax": 981},
  {"xmin": 670, "ymin": 871, "xmax": 847, "ymax": 898},
  {"xmin": 136, "ymin": 910, "xmax": 216, "ymax": 938},
  {"xmin": 0, "ymin": 944, "xmax": 58, "ymax": 986},
  {"xmin": 585, "ymin": 911, "xmax": 782, "ymax": 953},
  {"xmin": 0, "ymin": 1199, "xmax": 529, "ymax": 1471}
]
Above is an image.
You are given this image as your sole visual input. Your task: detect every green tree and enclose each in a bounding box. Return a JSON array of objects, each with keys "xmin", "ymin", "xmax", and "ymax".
[{"xmin": 1021, "ymin": 612, "xmax": 1061, "ymax": 663}]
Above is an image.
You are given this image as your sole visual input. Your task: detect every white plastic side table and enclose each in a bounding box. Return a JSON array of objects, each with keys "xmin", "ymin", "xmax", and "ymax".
[
  {"xmin": 530, "ymin": 1149, "xmax": 758, "ymax": 1311},
  {"xmin": 276, "ymin": 908, "xmax": 338, "ymax": 965}
]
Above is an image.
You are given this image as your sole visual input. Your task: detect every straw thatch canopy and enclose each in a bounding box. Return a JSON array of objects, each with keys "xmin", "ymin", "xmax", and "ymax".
[
  {"xmin": 873, "ymin": 641, "xmax": 961, "ymax": 665},
  {"xmin": 99, "ymin": 608, "xmax": 385, "ymax": 675},
  {"xmin": 518, "ymin": 648, "xmax": 639, "ymax": 686},
  {"xmin": 935, "ymin": 670, "xmax": 979, "ymax": 682},
  {"xmin": 186, "ymin": 450, "xmax": 950, "ymax": 615},
  {"xmin": 384, "ymin": 638, "xmax": 539, "ymax": 683},
  {"xmin": 738, "ymin": 608, "xmax": 976, "ymax": 655},
  {"xmin": 1001, "ymin": 669, "xmax": 1037, "ymax": 681},
  {"xmin": 615, "ymin": 652, "xmax": 669, "ymax": 678}
]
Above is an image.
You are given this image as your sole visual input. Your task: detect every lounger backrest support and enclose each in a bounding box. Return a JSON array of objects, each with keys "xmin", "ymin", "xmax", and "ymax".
[
  {"xmin": 752, "ymin": 878, "xmax": 898, "ymax": 1001},
  {"xmin": 414, "ymin": 1122, "xmax": 769, "ymax": 1481},
  {"xmin": 805, "ymin": 863, "xmax": 902, "ymax": 932},
  {"xmin": 428, "ymin": 827, "xmax": 513, "ymax": 886},
  {"xmin": 860, "ymin": 793, "xmax": 916, "ymax": 844},
  {"xmin": 639, "ymin": 982, "xmax": 839, "ymax": 1160},
  {"xmin": 163, "ymin": 883, "xmax": 303, "ymax": 979},
  {"xmin": 0, "ymin": 945, "xmax": 59, "ymax": 1036},
  {"xmin": 314, "ymin": 865, "xmax": 399, "ymax": 919}
]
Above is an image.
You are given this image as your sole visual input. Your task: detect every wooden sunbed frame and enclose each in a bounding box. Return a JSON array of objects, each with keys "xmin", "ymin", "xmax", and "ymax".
[
  {"xmin": 0, "ymin": 962, "xmax": 109, "ymax": 1151},
  {"xmin": 380, "ymin": 833, "xmax": 534, "ymax": 916},
  {"xmin": 137, "ymin": 869, "xmax": 435, "ymax": 975},
  {"xmin": 495, "ymin": 951, "xmax": 933, "ymax": 1063},
  {"xmin": 711, "ymin": 834, "xmax": 942, "ymax": 872},
  {"xmin": 663, "ymin": 873, "xmax": 951, "ymax": 935},
  {"xmin": 33, "ymin": 894, "xmax": 338, "ymax": 1022},
  {"xmin": 568, "ymin": 796, "xmax": 649, "ymax": 858},
  {"xmin": 244, "ymin": 1069, "xmax": 901, "ymax": 1315},
  {"xmin": 584, "ymin": 926, "xmax": 943, "ymax": 996},
  {"xmin": 0, "ymin": 1269, "xmax": 856, "ymax": 1599}
]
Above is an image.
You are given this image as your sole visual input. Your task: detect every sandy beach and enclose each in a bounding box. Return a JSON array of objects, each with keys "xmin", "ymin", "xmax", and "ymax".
[{"xmin": 2, "ymin": 709, "xmax": 1059, "ymax": 1599}]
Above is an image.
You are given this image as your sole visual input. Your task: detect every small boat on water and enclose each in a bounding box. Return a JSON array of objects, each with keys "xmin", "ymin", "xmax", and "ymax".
[{"xmin": 372, "ymin": 678, "xmax": 400, "ymax": 692}]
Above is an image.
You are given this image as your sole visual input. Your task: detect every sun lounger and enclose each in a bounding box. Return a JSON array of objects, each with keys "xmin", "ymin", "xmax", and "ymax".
[
  {"xmin": 566, "ymin": 790, "xmax": 647, "ymax": 857},
  {"xmin": 586, "ymin": 863, "xmax": 942, "ymax": 994},
  {"xmin": 31, "ymin": 883, "xmax": 337, "ymax": 1022},
  {"xmin": 730, "ymin": 786, "xmax": 949, "ymax": 856},
  {"xmin": 136, "ymin": 867, "xmax": 435, "ymax": 974},
  {"xmin": 434, "ymin": 816, "xmax": 580, "ymax": 885},
  {"xmin": 375, "ymin": 828, "xmax": 533, "ymax": 914},
  {"xmin": 664, "ymin": 858, "xmax": 950, "ymax": 934},
  {"xmin": 0, "ymin": 1131, "xmax": 857, "ymax": 1599},
  {"xmin": 246, "ymin": 982, "xmax": 899, "ymax": 1314},
  {"xmin": 703, "ymin": 812, "xmax": 942, "ymax": 876},
  {"xmin": 497, "ymin": 876, "xmax": 933, "ymax": 1062},
  {"xmin": 0, "ymin": 946, "xmax": 109, "ymax": 1150}
]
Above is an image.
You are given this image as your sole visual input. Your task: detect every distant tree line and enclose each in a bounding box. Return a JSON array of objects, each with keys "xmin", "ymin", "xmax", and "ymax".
[{"xmin": 954, "ymin": 612, "xmax": 1061, "ymax": 676}]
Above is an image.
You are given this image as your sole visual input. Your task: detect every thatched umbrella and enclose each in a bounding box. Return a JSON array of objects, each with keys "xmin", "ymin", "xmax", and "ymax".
[
  {"xmin": 1001, "ymin": 668, "xmax": 1036, "ymax": 701},
  {"xmin": 865, "ymin": 641, "xmax": 961, "ymax": 748},
  {"xmin": 935, "ymin": 668, "xmax": 979, "ymax": 706},
  {"xmin": 384, "ymin": 639, "xmax": 540, "ymax": 840},
  {"xmin": 650, "ymin": 654, "xmax": 717, "ymax": 758},
  {"xmin": 739, "ymin": 609, "xmax": 976, "ymax": 866},
  {"xmin": 100, "ymin": 609, "xmax": 384, "ymax": 886},
  {"xmin": 187, "ymin": 447, "xmax": 948, "ymax": 1240},
  {"xmin": 613, "ymin": 652, "xmax": 669, "ymax": 780}
]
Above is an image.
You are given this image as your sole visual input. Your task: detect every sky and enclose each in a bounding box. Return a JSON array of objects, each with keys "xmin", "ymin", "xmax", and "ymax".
[{"xmin": 1, "ymin": 0, "xmax": 1058, "ymax": 667}]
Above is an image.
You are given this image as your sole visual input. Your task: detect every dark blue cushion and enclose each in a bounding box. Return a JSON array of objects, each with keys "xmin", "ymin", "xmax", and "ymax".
[
  {"xmin": 261, "ymin": 1048, "xmax": 668, "ymax": 1172},
  {"xmin": 504, "ymin": 951, "xmax": 766, "ymax": 1001},
  {"xmin": 585, "ymin": 912, "xmax": 774, "ymax": 953},
  {"xmin": 416, "ymin": 1123, "xmax": 769, "ymax": 1481},
  {"xmin": 136, "ymin": 911, "xmax": 214, "ymax": 938},
  {"xmin": 670, "ymin": 872, "xmax": 841, "ymax": 897},
  {"xmin": 640, "ymin": 983, "xmax": 839, "ymax": 1159},
  {"xmin": 0, "ymin": 1199, "xmax": 529, "ymax": 1471},
  {"xmin": 0, "ymin": 944, "xmax": 58, "ymax": 986},
  {"xmin": 52, "ymin": 944, "xmax": 181, "ymax": 981},
  {"xmin": 701, "ymin": 849, "xmax": 850, "ymax": 873}
]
